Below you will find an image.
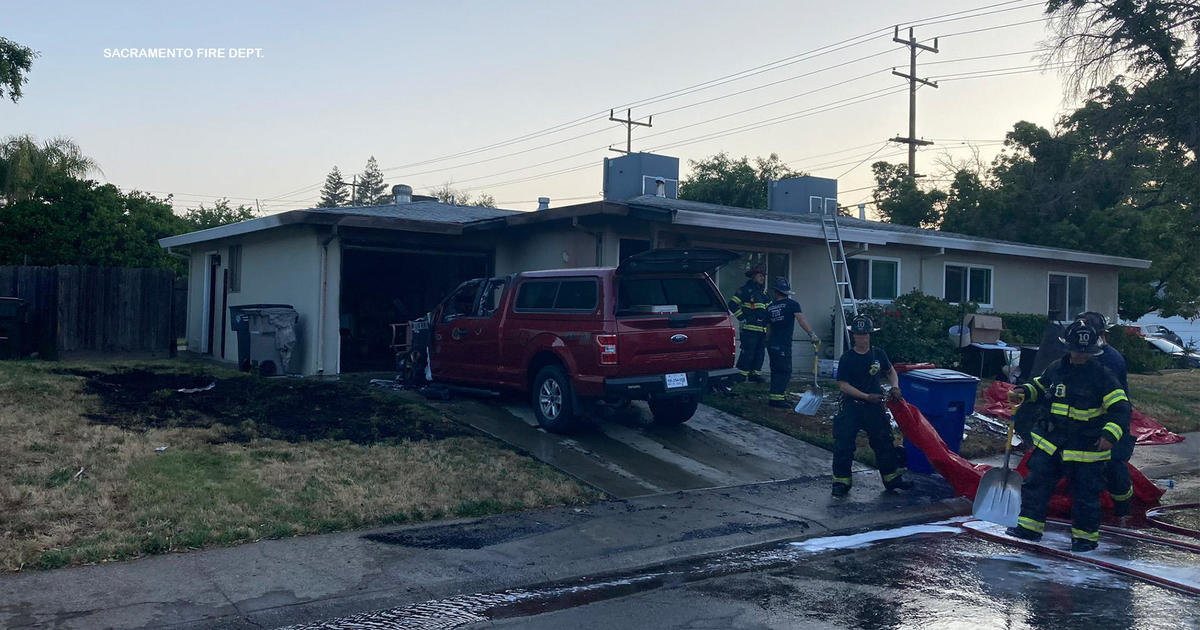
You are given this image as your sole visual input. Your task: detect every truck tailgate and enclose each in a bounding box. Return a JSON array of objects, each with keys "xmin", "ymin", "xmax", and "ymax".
[{"xmin": 616, "ymin": 313, "xmax": 734, "ymax": 375}]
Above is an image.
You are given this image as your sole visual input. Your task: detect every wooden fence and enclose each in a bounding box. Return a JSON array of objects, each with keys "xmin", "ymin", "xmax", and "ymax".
[{"xmin": 0, "ymin": 266, "xmax": 175, "ymax": 358}]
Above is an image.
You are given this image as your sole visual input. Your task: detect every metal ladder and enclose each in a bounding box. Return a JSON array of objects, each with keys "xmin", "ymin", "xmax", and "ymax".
[{"xmin": 821, "ymin": 210, "xmax": 858, "ymax": 359}]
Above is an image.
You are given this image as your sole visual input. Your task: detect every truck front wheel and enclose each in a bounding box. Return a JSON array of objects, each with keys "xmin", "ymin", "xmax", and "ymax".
[
  {"xmin": 532, "ymin": 365, "xmax": 577, "ymax": 433},
  {"xmin": 649, "ymin": 397, "xmax": 699, "ymax": 426}
]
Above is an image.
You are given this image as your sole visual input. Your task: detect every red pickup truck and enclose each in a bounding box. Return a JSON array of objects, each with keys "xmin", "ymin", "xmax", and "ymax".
[{"xmin": 426, "ymin": 249, "xmax": 742, "ymax": 432}]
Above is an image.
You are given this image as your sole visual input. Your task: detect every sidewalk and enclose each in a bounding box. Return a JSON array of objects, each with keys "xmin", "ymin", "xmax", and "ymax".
[{"xmin": 0, "ymin": 470, "xmax": 964, "ymax": 630}]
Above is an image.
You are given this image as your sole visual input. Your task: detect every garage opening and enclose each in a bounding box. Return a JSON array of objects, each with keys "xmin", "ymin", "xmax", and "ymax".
[{"xmin": 340, "ymin": 246, "xmax": 490, "ymax": 372}]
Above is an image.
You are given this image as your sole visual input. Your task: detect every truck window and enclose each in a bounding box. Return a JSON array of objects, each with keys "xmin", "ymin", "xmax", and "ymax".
[
  {"xmin": 476, "ymin": 278, "xmax": 507, "ymax": 317},
  {"xmin": 617, "ymin": 277, "xmax": 725, "ymax": 315},
  {"xmin": 515, "ymin": 280, "xmax": 559, "ymax": 310},
  {"xmin": 440, "ymin": 280, "xmax": 481, "ymax": 323},
  {"xmin": 553, "ymin": 279, "xmax": 598, "ymax": 311}
]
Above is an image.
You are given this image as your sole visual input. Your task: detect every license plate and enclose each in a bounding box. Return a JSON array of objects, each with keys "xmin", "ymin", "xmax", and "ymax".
[{"xmin": 665, "ymin": 373, "xmax": 688, "ymax": 389}]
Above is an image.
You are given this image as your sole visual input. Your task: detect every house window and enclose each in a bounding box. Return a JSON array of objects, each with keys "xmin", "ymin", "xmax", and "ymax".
[
  {"xmin": 944, "ymin": 264, "xmax": 993, "ymax": 307},
  {"xmin": 1048, "ymin": 273, "xmax": 1087, "ymax": 321},
  {"xmin": 847, "ymin": 257, "xmax": 900, "ymax": 301},
  {"xmin": 715, "ymin": 250, "xmax": 790, "ymax": 304},
  {"xmin": 228, "ymin": 245, "xmax": 242, "ymax": 293}
]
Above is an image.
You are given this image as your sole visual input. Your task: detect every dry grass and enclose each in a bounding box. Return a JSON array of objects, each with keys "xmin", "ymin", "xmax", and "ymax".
[
  {"xmin": 0, "ymin": 360, "xmax": 599, "ymax": 572},
  {"xmin": 1129, "ymin": 369, "xmax": 1200, "ymax": 434}
]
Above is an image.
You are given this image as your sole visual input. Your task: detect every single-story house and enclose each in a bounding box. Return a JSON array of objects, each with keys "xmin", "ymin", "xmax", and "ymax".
[{"xmin": 159, "ymin": 152, "xmax": 1151, "ymax": 375}]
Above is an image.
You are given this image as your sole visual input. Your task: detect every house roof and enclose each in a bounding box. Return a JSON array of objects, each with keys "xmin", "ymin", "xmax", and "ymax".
[
  {"xmin": 615, "ymin": 195, "xmax": 1151, "ymax": 269},
  {"xmin": 158, "ymin": 202, "xmax": 521, "ymax": 248}
]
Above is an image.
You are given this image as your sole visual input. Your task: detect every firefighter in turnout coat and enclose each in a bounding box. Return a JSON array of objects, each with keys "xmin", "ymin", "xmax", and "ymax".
[
  {"xmin": 1007, "ymin": 319, "xmax": 1132, "ymax": 552},
  {"xmin": 729, "ymin": 266, "xmax": 771, "ymax": 382}
]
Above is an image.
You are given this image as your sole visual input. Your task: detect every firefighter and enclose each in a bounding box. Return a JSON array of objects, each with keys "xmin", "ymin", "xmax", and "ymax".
[
  {"xmin": 764, "ymin": 277, "xmax": 817, "ymax": 408},
  {"xmin": 1078, "ymin": 311, "xmax": 1134, "ymax": 523},
  {"xmin": 831, "ymin": 315, "xmax": 912, "ymax": 497},
  {"xmin": 729, "ymin": 266, "xmax": 771, "ymax": 382},
  {"xmin": 1006, "ymin": 319, "xmax": 1131, "ymax": 552}
]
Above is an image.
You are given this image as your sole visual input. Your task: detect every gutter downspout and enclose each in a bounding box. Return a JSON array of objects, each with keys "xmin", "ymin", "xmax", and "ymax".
[
  {"xmin": 918, "ymin": 247, "xmax": 946, "ymax": 293},
  {"xmin": 318, "ymin": 221, "xmax": 342, "ymax": 375}
]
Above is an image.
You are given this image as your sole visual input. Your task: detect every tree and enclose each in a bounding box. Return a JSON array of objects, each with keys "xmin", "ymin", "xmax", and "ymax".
[
  {"xmin": 0, "ymin": 135, "xmax": 99, "ymax": 204},
  {"xmin": 179, "ymin": 198, "xmax": 256, "ymax": 231},
  {"xmin": 352, "ymin": 156, "xmax": 387, "ymax": 206},
  {"xmin": 317, "ymin": 166, "xmax": 348, "ymax": 207},
  {"xmin": 0, "ymin": 173, "xmax": 185, "ymax": 271},
  {"xmin": 428, "ymin": 182, "xmax": 496, "ymax": 207},
  {"xmin": 0, "ymin": 37, "xmax": 37, "ymax": 103},
  {"xmin": 870, "ymin": 162, "xmax": 947, "ymax": 228},
  {"xmin": 678, "ymin": 152, "xmax": 802, "ymax": 209}
]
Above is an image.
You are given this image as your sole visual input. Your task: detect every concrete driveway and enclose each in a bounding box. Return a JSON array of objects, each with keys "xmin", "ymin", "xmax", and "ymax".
[{"xmin": 423, "ymin": 394, "xmax": 859, "ymax": 498}]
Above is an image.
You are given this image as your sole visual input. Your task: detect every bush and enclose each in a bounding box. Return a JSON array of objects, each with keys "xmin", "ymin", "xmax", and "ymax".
[
  {"xmin": 856, "ymin": 291, "xmax": 965, "ymax": 366},
  {"xmin": 994, "ymin": 313, "xmax": 1049, "ymax": 346},
  {"xmin": 1107, "ymin": 326, "xmax": 1173, "ymax": 374}
]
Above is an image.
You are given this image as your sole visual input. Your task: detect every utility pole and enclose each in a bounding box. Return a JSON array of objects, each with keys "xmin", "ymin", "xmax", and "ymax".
[
  {"xmin": 889, "ymin": 26, "xmax": 938, "ymax": 177},
  {"xmin": 340, "ymin": 175, "xmax": 361, "ymax": 206},
  {"xmin": 608, "ymin": 108, "xmax": 652, "ymax": 154}
]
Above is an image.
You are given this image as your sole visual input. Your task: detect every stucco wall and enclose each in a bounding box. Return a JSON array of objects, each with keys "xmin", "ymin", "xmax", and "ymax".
[
  {"xmin": 184, "ymin": 224, "xmax": 332, "ymax": 375},
  {"xmin": 494, "ymin": 225, "xmax": 600, "ymax": 275}
]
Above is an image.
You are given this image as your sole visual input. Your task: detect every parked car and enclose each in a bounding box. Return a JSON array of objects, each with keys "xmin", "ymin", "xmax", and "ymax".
[
  {"xmin": 424, "ymin": 248, "xmax": 743, "ymax": 432},
  {"xmin": 1139, "ymin": 324, "xmax": 1186, "ymax": 348},
  {"xmin": 1146, "ymin": 337, "xmax": 1200, "ymax": 369}
]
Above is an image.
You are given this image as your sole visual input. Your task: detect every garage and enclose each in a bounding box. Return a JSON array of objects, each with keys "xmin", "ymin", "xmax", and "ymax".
[{"xmin": 339, "ymin": 245, "xmax": 491, "ymax": 372}]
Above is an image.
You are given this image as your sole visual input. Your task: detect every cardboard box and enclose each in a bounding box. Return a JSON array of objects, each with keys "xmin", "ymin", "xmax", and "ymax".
[{"xmin": 964, "ymin": 314, "xmax": 1004, "ymax": 345}]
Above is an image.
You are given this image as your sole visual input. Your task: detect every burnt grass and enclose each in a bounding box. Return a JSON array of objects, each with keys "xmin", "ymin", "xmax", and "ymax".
[{"xmin": 71, "ymin": 368, "xmax": 471, "ymax": 444}]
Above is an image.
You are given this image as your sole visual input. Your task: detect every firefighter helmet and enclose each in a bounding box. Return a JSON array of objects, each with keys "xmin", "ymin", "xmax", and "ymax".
[
  {"xmin": 772, "ymin": 277, "xmax": 793, "ymax": 295},
  {"xmin": 1062, "ymin": 319, "xmax": 1102, "ymax": 355},
  {"xmin": 848, "ymin": 315, "xmax": 879, "ymax": 334},
  {"xmin": 1076, "ymin": 311, "xmax": 1113, "ymax": 333},
  {"xmin": 745, "ymin": 265, "xmax": 766, "ymax": 278}
]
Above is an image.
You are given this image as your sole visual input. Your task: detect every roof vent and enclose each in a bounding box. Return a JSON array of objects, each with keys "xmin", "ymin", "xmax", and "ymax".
[
  {"xmin": 655, "ymin": 178, "xmax": 666, "ymax": 197},
  {"xmin": 392, "ymin": 184, "xmax": 412, "ymax": 204},
  {"xmin": 537, "ymin": 197, "xmax": 550, "ymax": 210}
]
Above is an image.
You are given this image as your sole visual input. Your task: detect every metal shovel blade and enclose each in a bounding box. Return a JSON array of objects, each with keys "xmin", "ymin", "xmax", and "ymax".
[
  {"xmin": 794, "ymin": 388, "xmax": 822, "ymax": 415},
  {"xmin": 973, "ymin": 467, "xmax": 1022, "ymax": 527}
]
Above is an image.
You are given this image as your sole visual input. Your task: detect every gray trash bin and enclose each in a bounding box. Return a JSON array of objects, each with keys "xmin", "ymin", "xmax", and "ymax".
[{"xmin": 239, "ymin": 306, "xmax": 299, "ymax": 376}]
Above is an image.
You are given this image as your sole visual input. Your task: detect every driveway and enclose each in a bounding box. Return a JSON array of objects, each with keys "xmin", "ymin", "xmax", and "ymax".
[{"xmin": 422, "ymin": 394, "xmax": 860, "ymax": 498}]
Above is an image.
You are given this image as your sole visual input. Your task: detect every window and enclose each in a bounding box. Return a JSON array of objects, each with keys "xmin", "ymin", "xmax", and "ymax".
[
  {"xmin": 476, "ymin": 278, "xmax": 507, "ymax": 317},
  {"xmin": 515, "ymin": 280, "xmax": 559, "ymax": 310},
  {"xmin": 553, "ymin": 280, "xmax": 598, "ymax": 310},
  {"xmin": 617, "ymin": 277, "xmax": 725, "ymax": 315},
  {"xmin": 944, "ymin": 264, "xmax": 993, "ymax": 307},
  {"xmin": 847, "ymin": 257, "xmax": 900, "ymax": 301},
  {"xmin": 228, "ymin": 244, "xmax": 242, "ymax": 293},
  {"xmin": 440, "ymin": 280, "xmax": 482, "ymax": 322},
  {"xmin": 1048, "ymin": 273, "xmax": 1087, "ymax": 321},
  {"xmin": 715, "ymin": 250, "xmax": 790, "ymax": 304}
]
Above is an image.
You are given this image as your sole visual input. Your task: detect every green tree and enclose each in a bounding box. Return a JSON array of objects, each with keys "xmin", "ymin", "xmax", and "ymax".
[
  {"xmin": 179, "ymin": 199, "xmax": 256, "ymax": 231},
  {"xmin": 870, "ymin": 161, "xmax": 947, "ymax": 228},
  {"xmin": 0, "ymin": 173, "xmax": 184, "ymax": 271},
  {"xmin": 352, "ymin": 156, "xmax": 387, "ymax": 205},
  {"xmin": 0, "ymin": 37, "xmax": 37, "ymax": 103},
  {"xmin": 0, "ymin": 135, "xmax": 99, "ymax": 204},
  {"xmin": 679, "ymin": 152, "xmax": 802, "ymax": 209},
  {"xmin": 317, "ymin": 166, "xmax": 348, "ymax": 207}
]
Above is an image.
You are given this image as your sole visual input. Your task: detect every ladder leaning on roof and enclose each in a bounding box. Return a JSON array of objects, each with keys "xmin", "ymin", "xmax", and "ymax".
[{"xmin": 821, "ymin": 209, "xmax": 859, "ymax": 360}]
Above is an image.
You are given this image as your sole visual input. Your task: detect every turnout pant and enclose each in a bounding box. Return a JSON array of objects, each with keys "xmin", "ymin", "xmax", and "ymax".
[
  {"xmin": 1104, "ymin": 433, "xmax": 1135, "ymax": 516},
  {"xmin": 736, "ymin": 330, "xmax": 767, "ymax": 377},
  {"xmin": 832, "ymin": 400, "xmax": 902, "ymax": 487},
  {"xmin": 1016, "ymin": 449, "xmax": 1105, "ymax": 542},
  {"xmin": 767, "ymin": 344, "xmax": 791, "ymax": 403}
]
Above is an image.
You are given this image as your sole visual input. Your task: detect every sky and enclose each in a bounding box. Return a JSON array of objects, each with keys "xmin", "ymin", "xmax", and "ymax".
[{"xmin": 4, "ymin": 0, "xmax": 1082, "ymax": 216}]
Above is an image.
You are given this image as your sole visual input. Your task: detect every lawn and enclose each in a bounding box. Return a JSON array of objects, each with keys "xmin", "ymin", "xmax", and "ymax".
[
  {"xmin": 706, "ymin": 368, "xmax": 1200, "ymax": 470},
  {"xmin": 0, "ymin": 360, "xmax": 600, "ymax": 572}
]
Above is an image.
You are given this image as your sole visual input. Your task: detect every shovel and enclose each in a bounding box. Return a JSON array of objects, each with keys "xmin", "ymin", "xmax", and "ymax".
[
  {"xmin": 794, "ymin": 341, "xmax": 822, "ymax": 416},
  {"xmin": 972, "ymin": 418, "xmax": 1022, "ymax": 527}
]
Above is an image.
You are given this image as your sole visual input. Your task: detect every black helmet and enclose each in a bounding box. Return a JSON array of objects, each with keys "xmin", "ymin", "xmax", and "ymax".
[
  {"xmin": 1062, "ymin": 319, "xmax": 1102, "ymax": 355},
  {"xmin": 847, "ymin": 315, "xmax": 879, "ymax": 334},
  {"xmin": 772, "ymin": 277, "xmax": 792, "ymax": 295},
  {"xmin": 745, "ymin": 265, "xmax": 766, "ymax": 278},
  {"xmin": 1076, "ymin": 311, "xmax": 1113, "ymax": 334}
]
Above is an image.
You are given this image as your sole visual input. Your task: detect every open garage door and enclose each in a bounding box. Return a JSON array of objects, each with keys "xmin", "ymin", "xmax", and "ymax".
[{"xmin": 340, "ymin": 246, "xmax": 490, "ymax": 372}]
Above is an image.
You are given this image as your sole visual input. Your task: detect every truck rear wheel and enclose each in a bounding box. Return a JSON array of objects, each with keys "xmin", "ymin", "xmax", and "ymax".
[
  {"xmin": 649, "ymin": 397, "xmax": 699, "ymax": 426},
  {"xmin": 532, "ymin": 365, "xmax": 577, "ymax": 433}
]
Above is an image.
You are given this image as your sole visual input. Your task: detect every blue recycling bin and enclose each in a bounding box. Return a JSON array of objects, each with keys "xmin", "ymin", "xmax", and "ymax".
[{"xmin": 897, "ymin": 368, "xmax": 980, "ymax": 474}]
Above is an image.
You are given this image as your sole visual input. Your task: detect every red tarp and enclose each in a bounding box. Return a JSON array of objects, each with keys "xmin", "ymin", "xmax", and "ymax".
[
  {"xmin": 979, "ymin": 381, "xmax": 1184, "ymax": 445},
  {"xmin": 888, "ymin": 399, "xmax": 1165, "ymax": 520},
  {"xmin": 893, "ymin": 362, "xmax": 937, "ymax": 373}
]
